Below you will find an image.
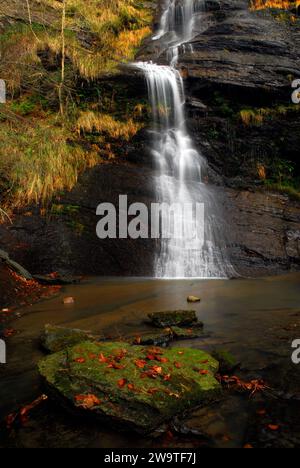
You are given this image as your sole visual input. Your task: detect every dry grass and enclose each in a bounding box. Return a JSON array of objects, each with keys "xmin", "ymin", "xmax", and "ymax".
[
  {"xmin": 0, "ymin": 118, "xmax": 99, "ymax": 208},
  {"xmin": 76, "ymin": 111, "xmax": 143, "ymax": 141},
  {"xmin": 240, "ymin": 104, "xmax": 300, "ymax": 125},
  {"xmin": 250, "ymin": 0, "xmax": 300, "ymax": 10}
]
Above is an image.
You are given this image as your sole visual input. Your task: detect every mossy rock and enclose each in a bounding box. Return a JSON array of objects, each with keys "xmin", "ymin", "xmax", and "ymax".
[
  {"xmin": 42, "ymin": 324, "xmax": 95, "ymax": 353},
  {"xmin": 148, "ymin": 310, "xmax": 198, "ymax": 328},
  {"xmin": 171, "ymin": 325, "xmax": 204, "ymax": 340},
  {"xmin": 38, "ymin": 341, "xmax": 221, "ymax": 434},
  {"xmin": 212, "ymin": 350, "xmax": 240, "ymax": 374}
]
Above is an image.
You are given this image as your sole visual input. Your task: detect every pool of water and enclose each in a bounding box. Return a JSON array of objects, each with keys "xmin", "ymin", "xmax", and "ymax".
[{"xmin": 1, "ymin": 274, "xmax": 300, "ymax": 448}]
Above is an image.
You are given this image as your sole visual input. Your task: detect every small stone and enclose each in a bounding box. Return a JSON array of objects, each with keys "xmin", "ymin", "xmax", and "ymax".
[
  {"xmin": 63, "ymin": 297, "xmax": 75, "ymax": 305},
  {"xmin": 187, "ymin": 296, "xmax": 201, "ymax": 303}
]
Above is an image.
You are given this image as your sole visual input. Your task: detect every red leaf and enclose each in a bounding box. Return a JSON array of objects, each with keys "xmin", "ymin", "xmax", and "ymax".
[
  {"xmin": 146, "ymin": 354, "xmax": 156, "ymax": 361},
  {"xmin": 199, "ymin": 369, "xmax": 209, "ymax": 375},
  {"xmin": 75, "ymin": 394, "xmax": 101, "ymax": 409},
  {"xmin": 200, "ymin": 360, "xmax": 209, "ymax": 364},
  {"xmin": 147, "ymin": 387, "xmax": 159, "ymax": 395},
  {"xmin": 268, "ymin": 424, "xmax": 279, "ymax": 431},
  {"xmin": 74, "ymin": 357, "xmax": 85, "ymax": 364},
  {"xmin": 127, "ymin": 383, "xmax": 135, "ymax": 391},
  {"xmin": 98, "ymin": 353, "xmax": 108, "ymax": 363},
  {"xmin": 156, "ymin": 356, "xmax": 169, "ymax": 363},
  {"xmin": 164, "ymin": 374, "xmax": 172, "ymax": 381},
  {"xmin": 174, "ymin": 362, "xmax": 182, "ymax": 369},
  {"xmin": 107, "ymin": 362, "xmax": 125, "ymax": 370},
  {"xmin": 118, "ymin": 378, "xmax": 127, "ymax": 388},
  {"xmin": 135, "ymin": 359, "xmax": 147, "ymax": 369},
  {"xmin": 88, "ymin": 353, "xmax": 97, "ymax": 360}
]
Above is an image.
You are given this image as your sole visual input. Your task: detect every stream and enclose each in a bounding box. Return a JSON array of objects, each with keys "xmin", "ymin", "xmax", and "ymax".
[{"xmin": 1, "ymin": 274, "xmax": 300, "ymax": 448}]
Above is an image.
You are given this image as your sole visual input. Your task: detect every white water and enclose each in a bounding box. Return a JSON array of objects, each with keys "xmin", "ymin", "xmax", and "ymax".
[{"xmin": 135, "ymin": 1, "xmax": 234, "ymax": 278}]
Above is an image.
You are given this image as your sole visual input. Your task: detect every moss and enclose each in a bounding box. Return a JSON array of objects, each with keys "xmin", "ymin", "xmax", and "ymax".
[
  {"xmin": 39, "ymin": 341, "xmax": 221, "ymax": 433},
  {"xmin": 148, "ymin": 310, "xmax": 198, "ymax": 328},
  {"xmin": 42, "ymin": 324, "xmax": 94, "ymax": 353}
]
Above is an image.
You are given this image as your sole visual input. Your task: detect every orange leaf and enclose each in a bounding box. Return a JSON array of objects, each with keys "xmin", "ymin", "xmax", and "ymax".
[
  {"xmin": 151, "ymin": 365, "xmax": 163, "ymax": 374},
  {"xmin": 199, "ymin": 369, "xmax": 209, "ymax": 375},
  {"xmin": 75, "ymin": 394, "xmax": 101, "ymax": 409},
  {"xmin": 127, "ymin": 383, "xmax": 135, "ymax": 391},
  {"xmin": 88, "ymin": 353, "xmax": 97, "ymax": 360},
  {"xmin": 118, "ymin": 378, "xmax": 127, "ymax": 388},
  {"xmin": 268, "ymin": 424, "xmax": 279, "ymax": 431},
  {"xmin": 74, "ymin": 357, "xmax": 85, "ymax": 364},
  {"xmin": 107, "ymin": 362, "xmax": 125, "ymax": 370},
  {"xmin": 156, "ymin": 356, "xmax": 169, "ymax": 363},
  {"xmin": 135, "ymin": 359, "xmax": 147, "ymax": 369},
  {"xmin": 98, "ymin": 353, "xmax": 108, "ymax": 363}
]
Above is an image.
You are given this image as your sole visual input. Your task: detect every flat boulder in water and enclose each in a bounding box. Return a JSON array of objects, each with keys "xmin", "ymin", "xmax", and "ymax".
[
  {"xmin": 42, "ymin": 324, "xmax": 95, "ymax": 353},
  {"xmin": 148, "ymin": 310, "xmax": 198, "ymax": 328},
  {"xmin": 38, "ymin": 341, "xmax": 220, "ymax": 434}
]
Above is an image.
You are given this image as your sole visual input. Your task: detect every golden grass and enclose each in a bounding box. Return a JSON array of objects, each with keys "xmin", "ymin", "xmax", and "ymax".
[
  {"xmin": 76, "ymin": 111, "xmax": 143, "ymax": 141},
  {"xmin": 240, "ymin": 104, "xmax": 300, "ymax": 125},
  {"xmin": 250, "ymin": 0, "xmax": 300, "ymax": 10},
  {"xmin": 0, "ymin": 118, "xmax": 99, "ymax": 208}
]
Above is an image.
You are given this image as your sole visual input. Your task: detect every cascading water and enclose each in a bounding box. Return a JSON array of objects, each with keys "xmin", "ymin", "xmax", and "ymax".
[{"xmin": 135, "ymin": 0, "xmax": 234, "ymax": 278}]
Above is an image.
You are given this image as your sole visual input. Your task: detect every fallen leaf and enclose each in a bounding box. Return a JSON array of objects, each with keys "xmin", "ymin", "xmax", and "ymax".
[
  {"xmin": 147, "ymin": 387, "xmax": 159, "ymax": 395},
  {"xmin": 99, "ymin": 353, "xmax": 108, "ymax": 363},
  {"xmin": 88, "ymin": 353, "xmax": 97, "ymax": 360},
  {"xmin": 267, "ymin": 424, "xmax": 279, "ymax": 431},
  {"xmin": 75, "ymin": 394, "xmax": 101, "ymax": 409},
  {"xmin": 156, "ymin": 356, "xmax": 169, "ymax": 363},
  {"xmin": 244, "ymin": 444, "xmax": 253, "ymax": 449},
  {"xmin": 3, "ymin": 328, "xmax": 15, "ymax": 338},
  {"xmin": 118, "ymin": 378, "xmax": 127, "ymax": 388},
  {"xmin": 164, "ymin": 374, "xmax": 172, "ymax": 381},
  {"xmin": 135, "ymin": 359, "xmax": 147, "ymax": 369},
  {"xmin": 107, "ymin": 362, "xmax": 125, "ymax": 370},
  {"xmin": 127, "ymin": 383, "xmax": 135, "ymax": 391},
  {"xmin": 199, "ymin": 369, "xmax": 209, "ymax": 375},
  {"xmin": 134, "ymin": 336, "xmax": 141, "ymax": 344},
  {"xmin": 151, "ymin": 365, "xmax": 163, "ymax": 374},
  {"xmin": 146, "ymin": 354, "xmax": 156, "ymax": 361},
  {"xmin": 74, "ymin": 357, "xmax": 85, "ymax": 364},
  {"xmin": 174, "ymin": 362, "xmax": 182, "ymax": 369}
]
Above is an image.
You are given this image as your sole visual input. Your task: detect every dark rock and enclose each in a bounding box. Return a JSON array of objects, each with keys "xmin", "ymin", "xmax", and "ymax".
[
  {"xmin": 0, "ymin": 248, "xmax": 32, "ymax": 280},
  {"xmin": 38, "ymin": 341, "xmax": 220, "ymax": 434},
  {"xmin": 171, "ymin": 325, "xmax": 204, "ymax": 340},
  {"xmin": 148, "ymin": 310, "xmax": 198, "ymax": 328},
  {"xmin": 212, "ymin": 349, "xmax": 240, "ymax": 374},
  {"xmin": 34, "ymin": 274, "xmax": 81, "ymax": 285},
  {"xmin": 42, "ymin": 324, "xmax": 96, "ymax": 353}
]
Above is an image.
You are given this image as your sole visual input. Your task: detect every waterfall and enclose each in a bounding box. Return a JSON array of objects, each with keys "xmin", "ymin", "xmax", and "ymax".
[{"xmin": 134, "ymin": 1, "xmax": 234, "ymax": 278}]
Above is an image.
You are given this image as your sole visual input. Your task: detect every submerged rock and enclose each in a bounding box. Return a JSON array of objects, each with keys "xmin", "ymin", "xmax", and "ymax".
[
  {"xmin": 38, "ymin": 341, "xmax": 220, "ymax": 434},
  {"xmin": 42, "ymin": 324, "xmax": 95, "ymax": 353},
  {"xmin": 148, "ymin": 310, "xmax": 198, "ymax": 328},
  {"xmin": 171, "ymin": 325, "xmax": 204, "ymax": 340},
  {"xmin": 212, "ymin": 350, "xmax": 240, "ymax": 375}
]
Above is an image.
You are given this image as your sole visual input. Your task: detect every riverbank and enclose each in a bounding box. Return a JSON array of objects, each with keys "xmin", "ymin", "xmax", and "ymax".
[{"xmin": 0, "ymin": 274, "xmax": 299, "ymax": 448}]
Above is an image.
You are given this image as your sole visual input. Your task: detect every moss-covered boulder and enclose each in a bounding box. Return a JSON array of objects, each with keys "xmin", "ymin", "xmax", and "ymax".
[
  {"xmin": 39, "ymin": 341, "xmax": 220, "ymax": 434},
  {"xmin": 148, "ymin": 310, "xmax": 198, "ymax": 328},
  {"xmin": 42, "ymin": 324, "xmax": 95, "ymax": 353}
]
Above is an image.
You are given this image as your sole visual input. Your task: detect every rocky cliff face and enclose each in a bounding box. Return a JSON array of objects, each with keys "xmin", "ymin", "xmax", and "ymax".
[{"xmin": 0, "ymin": 0, "xmax": 300, "ymax": 278}]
